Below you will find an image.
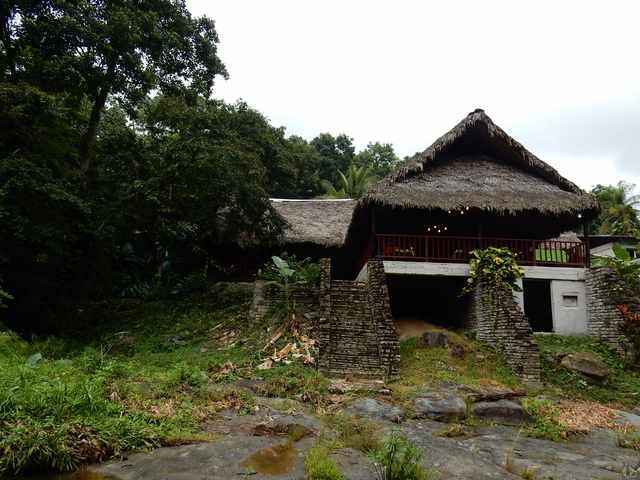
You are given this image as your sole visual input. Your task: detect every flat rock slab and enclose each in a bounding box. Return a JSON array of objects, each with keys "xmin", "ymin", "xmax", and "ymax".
[
  {"xmin": 344, "ymin": 397, "xmax": 404, "ymax": 423},
  {"xmin": 414, "ymin": 393, "xmax": 467, "ymax": 422},
  {"xmin": 615, "ymin": 410, "xmax": 640, "ymax": 430},
  {"xmin": 471, "ymin": 400, "xmax": 530, "ymax": 426}
]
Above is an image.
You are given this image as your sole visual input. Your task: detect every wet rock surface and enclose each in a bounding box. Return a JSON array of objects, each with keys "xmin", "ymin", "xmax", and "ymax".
[{"xmin": 72, "ymin": 397, "xmax": 640, "ymax": 480}]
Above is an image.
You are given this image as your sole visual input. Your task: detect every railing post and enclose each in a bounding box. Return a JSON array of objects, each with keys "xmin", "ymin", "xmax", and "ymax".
[{"xmin": 425, "ymin": 236, "xmax": 429, "ymax": 262}]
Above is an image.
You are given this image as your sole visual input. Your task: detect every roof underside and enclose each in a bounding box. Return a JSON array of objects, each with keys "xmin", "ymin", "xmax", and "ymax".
[
  {"xmin": 365, "ymin": 109, "xmax": 598, "ymax": 215},
  {"xmin": 271, "ymin": 199, "xmax": 357, "ymax": 247}
]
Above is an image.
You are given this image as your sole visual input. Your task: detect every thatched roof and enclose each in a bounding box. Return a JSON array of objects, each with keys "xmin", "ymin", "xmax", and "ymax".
[
  {"xmin": 365, "ymin": 109, "xmax": 598, "ymax": 215},
  {"xmin": 271, "ymin": 199, "xmax": 357, "ymax": 247}
]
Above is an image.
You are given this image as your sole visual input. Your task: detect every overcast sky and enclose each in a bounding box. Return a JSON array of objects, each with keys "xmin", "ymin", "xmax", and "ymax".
[{"xmin": 187, "ymin": 0, "xmax": 640, "ymax": 193}]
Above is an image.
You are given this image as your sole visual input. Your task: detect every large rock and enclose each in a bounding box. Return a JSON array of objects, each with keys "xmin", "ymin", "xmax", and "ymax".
[
  {"xmin": 414, "ymin": 393, "xmax": 467, "ymax": 422},
  {"xmin": 345, "ymin": 397, "xmax": 404, "ymax": 423},
  {"xmin": 420, "ymin": 331, "xmax": 450, "ymax": 348},
  {"xmin": 471, "ymin": 399, "xmax": 530, "ymax": 426},
  {"xmin": 560, "ymin": 352, "xmax": 609, "ymax": 382}
]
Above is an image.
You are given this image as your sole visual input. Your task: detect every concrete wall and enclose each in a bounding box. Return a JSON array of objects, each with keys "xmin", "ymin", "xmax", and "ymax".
[
  {"xmin": 550, "ymin": 280, "xmax": 587, "ymax": 334},
  {"xmin": 382, "ymin": 260, "xmax": 588, "ymax": 335}
]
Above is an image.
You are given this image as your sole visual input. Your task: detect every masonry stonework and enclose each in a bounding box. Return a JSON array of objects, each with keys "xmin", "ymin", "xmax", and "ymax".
[
  {"xmin": 586, "ymin": 267, "xmax": 637, "ymax": 358},
  {"xmin": 318, "ymin": 258, "xmax": 400, "ymax": 379},
  {"xmin": 468, "ymin": 281, "xmax": 541, "ymax": 385}
]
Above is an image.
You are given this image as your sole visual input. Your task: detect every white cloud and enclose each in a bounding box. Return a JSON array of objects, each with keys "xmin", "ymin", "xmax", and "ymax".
[{"xmin": 187, "ymin": 0, "xmax": 640, "ymax": 192}]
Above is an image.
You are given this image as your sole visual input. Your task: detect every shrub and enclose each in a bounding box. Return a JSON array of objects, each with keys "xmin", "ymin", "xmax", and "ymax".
[
  {"xmin": 462, "ymin": 247, "xmax": 524, "ymax": 297},
  {"xmin": 369, "ymin": 431, "xmax": 431, "ymax": 480}
]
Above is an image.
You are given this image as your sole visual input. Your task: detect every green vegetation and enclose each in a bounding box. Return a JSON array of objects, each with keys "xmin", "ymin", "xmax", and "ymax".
[
  {"xmin": 322, "ymin": 413, "xmax": 382, "ymax": 453},
  {"xmin": 0, "ymin": 284, "xmax": 328, "ymax": 477},
  {"xmin": 305, "ymin": 443, "xmax": 346, "ymax": 480},
  {"xmin": 322, "ymin": 164, "xmax": 376, "ymax": 199},
  {"xmin": 0, "ymin": 2, "xmax": 399, "ymax": 333},
  {"xmin": 522, "ymin": 398, "xmax": 569, "ymax": 442},
  {"xmin": 370, "ymin": 430, "xmax": 433, "ymax": 480},
  {"xmin": 618, "ymin": 431, "xmax": 640, "ymax": 451},
  {"xmin": 391, "ymin": 335, "xmax": 520, "ymax": 407},
  {"xmin": 590, "ymin": 181, "xmax": 640, "ymax": 236},
  {"xmin": 537, "ymin": 335, "xmax": 640, "ymax": 407},
  {"xmin": 463, "ymin": 247, "xmax": 525, "ymax": 296}
]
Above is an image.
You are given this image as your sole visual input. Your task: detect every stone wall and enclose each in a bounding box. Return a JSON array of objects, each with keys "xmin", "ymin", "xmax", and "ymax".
[
  {"xmin": 318, "ymin": 259, "xmax": 400, "ymax": 379},
  {"xmin": 586, "ymin": 267, "xmax": 636, "ymax": 357},
  {"xmin": 249, "ymin": 280, "xmax": 319, "ymax": 326},
  {"xmin": 468, "ymin": 281, "xmax": 541, "ymax": 385},
  {"xmin": 251, "ymin": 258, "xmax": 400, "ymax": 380}
]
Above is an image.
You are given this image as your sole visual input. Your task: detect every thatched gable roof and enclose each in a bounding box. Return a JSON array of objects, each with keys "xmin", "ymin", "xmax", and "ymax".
[
  {"xmin": 365, "ymin": 109, "xmax": 598, "ymax": 215},
  {"xmin": 271, "ymin": 199, "xmax": 357, "ymax": 247}
]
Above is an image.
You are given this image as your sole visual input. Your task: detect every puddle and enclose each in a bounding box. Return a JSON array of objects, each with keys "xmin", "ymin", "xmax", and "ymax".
[
  {"xmin": 241, "ymin": 442, "xmax": 297, "ymax": 475},
  {"xmin": 22, "ymin": 469, "xmax": 115, "ymax": 480}
]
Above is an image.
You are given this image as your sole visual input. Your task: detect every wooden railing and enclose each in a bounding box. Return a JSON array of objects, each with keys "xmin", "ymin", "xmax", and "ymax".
[{"xmin": 375, "ymin": 234, "xmax": 588, "ymax": 267}]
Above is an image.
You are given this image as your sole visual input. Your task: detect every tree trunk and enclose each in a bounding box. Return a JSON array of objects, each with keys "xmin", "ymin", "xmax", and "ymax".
[{"xmin": 80, "ymin": 60, "xmax": 116, "ymax": 174}]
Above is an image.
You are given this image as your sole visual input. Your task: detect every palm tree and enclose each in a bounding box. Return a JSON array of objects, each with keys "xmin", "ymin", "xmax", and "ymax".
[
  {"xmin": 322, "ymin": 164, "xmax": 375, "ymax": 199},
  {"xmin": 591, "ymin": 181, "xmax": 640, "ymax": 236}
]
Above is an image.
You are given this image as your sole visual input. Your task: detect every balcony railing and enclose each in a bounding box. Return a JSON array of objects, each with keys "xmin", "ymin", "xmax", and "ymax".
[{"xmin": 375, "ymin": 234, "xmax": 588, "ymax": 267}]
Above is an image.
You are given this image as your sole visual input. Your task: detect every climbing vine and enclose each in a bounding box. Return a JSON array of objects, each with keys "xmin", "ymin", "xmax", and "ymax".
[{"xmin": 462, "ymin": 247, "xmax": 525, "ymax": 300}]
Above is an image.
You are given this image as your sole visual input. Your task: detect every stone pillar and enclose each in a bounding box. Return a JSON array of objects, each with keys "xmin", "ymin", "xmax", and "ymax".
[
  {"xmin": 471, "ymin": 281, "xmax": 541, "ymax": 385},
  {"xmin": 586, "ymin": 267, "xmax": 635, "ymax": 358},
  {"xmin": 366, "ymin": 260, "xmax": 401, "ymax": 378},
  {"xmin": 317, "ymin": 258, "xmax": 332, "ymax": 371}
]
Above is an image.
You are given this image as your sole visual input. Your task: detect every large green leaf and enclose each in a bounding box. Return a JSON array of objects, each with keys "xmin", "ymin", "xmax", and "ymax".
[{"xmin": 612, "ymin": 242, "xmax": 632, "ymax": 261}]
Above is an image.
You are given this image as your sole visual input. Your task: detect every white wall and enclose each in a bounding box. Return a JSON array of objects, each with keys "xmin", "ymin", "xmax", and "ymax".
[{"xmin": 550, "ymin": 280, "xmax": 588, "ymax": 334}]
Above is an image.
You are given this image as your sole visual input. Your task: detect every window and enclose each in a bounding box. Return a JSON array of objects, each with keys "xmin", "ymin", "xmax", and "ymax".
[{"xmin": 562, "ymin": 294, "xmax": 579, "ymax": 308}]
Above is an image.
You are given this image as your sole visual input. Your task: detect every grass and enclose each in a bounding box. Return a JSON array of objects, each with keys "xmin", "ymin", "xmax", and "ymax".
[
  {"xmin": 369, "ymin": 430, "xmax": 434, "ymax": 480},
  {"xmin": 521, "ymin": 398, "xmax": 569, "ymax": 442},
  {"xmin": 390, "ymin": 334, "xmax": 521, "ymax": 408},
  {"xmin": 322, "ymin": 413, "xmax": 382, "ymax": 453},
  {"xmin": 305, "ymin": 443, "xmax": 346, "ymax": 480},
  {"xmin": 537, "ymin": 335, "xmax": 640, "ymax": 407},
  {"xmin": 618, "ymin": 431, "xmax": 640, "ymax": 451},
  {"xmin": 0, "ymin": 282, "xmax": 325, "ymax": 477}
]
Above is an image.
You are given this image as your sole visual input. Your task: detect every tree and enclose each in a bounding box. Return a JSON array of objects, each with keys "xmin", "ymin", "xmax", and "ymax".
[
  {"xmin": 591, "ymin": 182, "xmax": 640, "ymax": 236},
  {"xmin": 322, "ymin": 164, "xmax": 375, "ymax": 199},
  {"xmin": 353, "ymin": 142, "xmax": 399, "ymax": 178},
  {"xmin": 311, "ymin": 133, "xmax": 355, "ymax": 185},
  {"xmin": 5, "ymin": 0, "xmax": 228, "ymax": 172}
]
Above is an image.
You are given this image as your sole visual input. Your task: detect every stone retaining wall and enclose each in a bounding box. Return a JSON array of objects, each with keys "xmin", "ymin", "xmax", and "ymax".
[
  {"xmin": 249, "ymin": 281, "xmax": 319, "ymax": 326},
  {"xmin": 318, "ymin": 259, "xmax": 400, "ymax": 379},
  {"xmin": 469, "ymin": 282, "xmax": 541, "ymax": 385},
  {"xmin": 586, "ymin": 267, "xmax": 637, "ymax": 358},
  {"xmin": 251, "ymin": 259, "xmax": 400, "ymax": 380}
]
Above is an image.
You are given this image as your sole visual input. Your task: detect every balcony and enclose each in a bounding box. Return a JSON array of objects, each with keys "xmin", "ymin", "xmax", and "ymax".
[{"xmin": 375, "ymin": 234, "xmax": 589, "ymax": 268}]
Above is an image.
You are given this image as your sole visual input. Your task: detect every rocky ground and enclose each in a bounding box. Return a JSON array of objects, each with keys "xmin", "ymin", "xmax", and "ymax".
[{"xmin": 73, "ymin": 390, "xmax": 640, "ymax": 480}]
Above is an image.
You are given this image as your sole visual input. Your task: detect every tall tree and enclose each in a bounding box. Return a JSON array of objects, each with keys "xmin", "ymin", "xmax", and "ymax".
[
  {"xmin": 353, "ymin": 141, "xmax": 399, "ymax": 178},
  {"xmin": 591, "ymin": 181, "xmax": 640, "ymax": 236},
  {"xmin": 5, "ymin": 0, "xmax": 228, "ymax": 172},
  {"xmin": 310, "ymin": 133, "xmax": 355, "ymax": 185}
]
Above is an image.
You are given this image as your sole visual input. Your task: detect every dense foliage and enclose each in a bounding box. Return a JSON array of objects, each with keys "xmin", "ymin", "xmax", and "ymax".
[
  {"xmin": 590, "ymin": 182, "xmax": 640, "ymax": 236},
  {"xmin": 0, "ymin": 1, "xmax": 397, "ymax": 332},
  {"xmin": 462, "ymin": 247, "xmax": 525, "ymax": 297}
]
